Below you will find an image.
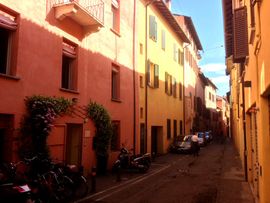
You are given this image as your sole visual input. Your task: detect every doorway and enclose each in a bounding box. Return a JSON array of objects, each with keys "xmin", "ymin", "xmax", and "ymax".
[
  {"xmin": 151, "ymin": 126, "xmax": 163, "ymax": 156},
  {"xmin": 0, "ymin": 114, "xmax": 13, "ymax": 162},
  {"xmin": 140, "ymin": 123, "xmax": 147, "ymax": 154},
  {"xmin": 66, "ymin": 124, "xmax": 83, "ymax": 165}
]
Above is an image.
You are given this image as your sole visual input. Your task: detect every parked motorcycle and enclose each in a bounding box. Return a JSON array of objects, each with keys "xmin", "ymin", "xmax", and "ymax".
[
  {"xmin": 113, "ymin": 148, "xmax": 151, "ymax": 173},
  {"xmin": 0, "ymin": 182, "xmax": 32, "ymax": 203},
  {"xmin": 0, "ymin": 162, "xmax": 33, "ymax": 203}
]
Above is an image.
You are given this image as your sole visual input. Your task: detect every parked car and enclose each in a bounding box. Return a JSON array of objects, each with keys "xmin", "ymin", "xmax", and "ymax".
[
  {"xmin": 204, "ymin": 131, "xmax": 213, "ymax": 143},
  {"xmin": 169, "ymin": 135, "xmax": 193, "ymax": 154},
  {"xmin": 197, "ymin": 132, "xmax": 207, "ymax": 146}
]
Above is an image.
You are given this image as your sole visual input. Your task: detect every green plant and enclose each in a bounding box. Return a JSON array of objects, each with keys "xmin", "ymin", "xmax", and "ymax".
[
  {"xmin": 86, "ymin": 101, "xmax": 113, "ymax": 158},
  {"xmin": 19, "ymin": 95, "xmax": 73, "ymax": 158}
]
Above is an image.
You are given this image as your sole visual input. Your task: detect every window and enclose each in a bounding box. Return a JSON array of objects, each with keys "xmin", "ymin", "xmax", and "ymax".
[
  {"xmin": 147, "ymin": 61, "xmax": 159, "ymax": 88},
  {"xmin": 149, "ymin": 15, "xmax": 157, "ymax": 41},
  {"xmin": 167, "ymin": 119, "xmax": 171, "ymax": 139},
  {"xmin": 209, "ymin": 92, "xmax": 211, "ymax": 100},
  {"xmin": 165, "ymin": 72, "xmax": 172, "ymax": 95},
  {"xmin": 179, "ymin": 82, "xmax": 183, "ymax": 100},
  {"xmin": 173, "ymin": 120, "xmax": 177, "ymax": 138},
  {"xmin": 111, "ymin": 0, "xmax": 120, "ymax": 33},
  {"xmin": 0, "ymin": 10, "xmax": 18, "ymax": 76},
  {"xmin": 112, "ymin": 64, "xmax": 120, "ymax": 100},
  {"xmin": 161, "ymin": 30, "xmax": 165, "ymax": 50},
  {"xmin": 172, "ymin": 77, "xmax": 177, "ymax": 98},
  {"xmin": 62, "ymin": 40, "xmax": 77, "ymax": 90},
  {"xmin": 111, "ymin": 121, "xmax": 120, "ymax": 151}
]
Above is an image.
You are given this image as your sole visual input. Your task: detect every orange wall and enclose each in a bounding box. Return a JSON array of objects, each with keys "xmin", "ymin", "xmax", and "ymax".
[{"xmin": 0, "ymin": 0, "xmax": 136, "ymax": 173}]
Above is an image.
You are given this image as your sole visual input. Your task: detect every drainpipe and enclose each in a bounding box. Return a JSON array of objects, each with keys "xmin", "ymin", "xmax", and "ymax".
[
  {"xmin": 183, "ymin": 43, "xmax": 190, "ymax": 135},
  {"xmin": 145, "ymin": 0, "xmax": 156, "ymax": 153},
  {"xmin": 132, "ymin": 0, "xmax": 137, "ymax": 155},
  {"xmin": 241, "ymin": 64, "xmax": 248, "ymax": 181}
]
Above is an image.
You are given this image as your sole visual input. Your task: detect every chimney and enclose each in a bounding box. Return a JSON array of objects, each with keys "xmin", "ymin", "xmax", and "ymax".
[{"xmin": 164, "ymin": 0, "xmax": 171, "ymax": 11}]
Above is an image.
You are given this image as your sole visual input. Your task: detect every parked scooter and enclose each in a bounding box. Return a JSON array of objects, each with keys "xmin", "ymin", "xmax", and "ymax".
[
  {"xmin": 0, "ymin": 162, "xmax": 33, "ymax": 203},
  {"xmin": 113, "ymin": 148, "xmax": 151, "ymax": 173},
  {"xmin": 0, "ymin": 182, "xmax": 32, "ymax": 203}
]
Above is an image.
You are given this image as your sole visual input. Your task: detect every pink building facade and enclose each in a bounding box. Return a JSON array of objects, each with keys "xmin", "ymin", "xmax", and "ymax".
[{"xmin": 0, "ymin": 0, "xmax": 137, "ymax": 174}]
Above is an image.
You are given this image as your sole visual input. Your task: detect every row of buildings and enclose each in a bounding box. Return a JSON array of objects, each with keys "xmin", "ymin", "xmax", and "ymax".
[
  {"xmin": 222, "ymin": 0, "xmax": 270, "ymax": 202},
  {"xmin": 0, "ymin": 0, "xmax": 227, "ymax": 175}
]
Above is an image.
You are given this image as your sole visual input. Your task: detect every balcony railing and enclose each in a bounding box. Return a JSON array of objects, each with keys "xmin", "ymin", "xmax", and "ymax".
[{"xmin": 51, "ymin": 0, "xmax": 104, "ymax": 28}]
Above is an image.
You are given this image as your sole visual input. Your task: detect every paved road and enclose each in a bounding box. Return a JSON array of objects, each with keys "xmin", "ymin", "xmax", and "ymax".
[{"xmin": 76, "ymin": 139, "xmax": 254, "ymax": 203}]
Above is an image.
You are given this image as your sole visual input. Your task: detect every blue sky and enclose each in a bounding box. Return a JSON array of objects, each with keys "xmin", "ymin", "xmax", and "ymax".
[{"xmin": 171, "ymin": 0, "xmax": 229, "ymax": 96}]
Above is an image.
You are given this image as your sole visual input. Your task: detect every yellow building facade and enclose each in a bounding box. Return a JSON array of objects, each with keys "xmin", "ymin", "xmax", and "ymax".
[
  {"xmin": 223, "ymin": 0, "xmax": 270, "ymax": 202},
  {"xmin": 137, "ymin": 0, "xmax": 189, "ymax": 155}
]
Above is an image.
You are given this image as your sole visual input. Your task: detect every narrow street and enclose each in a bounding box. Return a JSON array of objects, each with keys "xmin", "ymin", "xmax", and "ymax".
[{"xmin": 77, "ymin": 139, "xmax": 254, "ymax": 203}]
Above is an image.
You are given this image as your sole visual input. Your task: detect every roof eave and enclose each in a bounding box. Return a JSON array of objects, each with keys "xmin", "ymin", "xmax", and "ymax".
[{"xmin": 153, "ymin": 0, "xmax": 190, "ymax": 43}]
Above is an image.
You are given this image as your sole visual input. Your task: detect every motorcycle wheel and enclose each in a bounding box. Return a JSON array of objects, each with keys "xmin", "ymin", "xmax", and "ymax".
[
  {"xmin": 73, "ymin": 176, "xmax": 88, "ymax": 198},
  {"xmin": 139, "ymin": 162, "xmax": 150, "ymax": 173}
]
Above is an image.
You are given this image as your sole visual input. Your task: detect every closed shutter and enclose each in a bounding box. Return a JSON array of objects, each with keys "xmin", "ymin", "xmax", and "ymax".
[
  {"xmin": 154, "ymin": 64, "xmax": 159, "ymax": 88},
  {"xmin": 233, "ymin": 6, "xmax": 248, "ymax": 63}
]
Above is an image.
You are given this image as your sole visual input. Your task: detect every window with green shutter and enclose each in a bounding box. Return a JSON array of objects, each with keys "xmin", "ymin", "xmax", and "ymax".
[
  {"xmin": 172, "ymin": 77, "xmax": 177, "ymax": 98},
  {"xmin": 179, "ymin": 82, "xmax": 182, "ymax": 100},
  {"xmin": 161, "ymin": 30, "xmax": 165, "ymax": 50},
  {"xmin": 167, "ymin": 119, "xmax": 171, "ymax": 139},
  {"xmin": 154, "ymin": 64, "xmax": 159, "ymax": 88},
  {"xmin": 147, "ymin": 60, "xmax": 159, "ymax": 89},
  {"xmin": 173, "ymin": 43, "xmax": 177, "ymax": 61},
  {"xmin": 149, "ymin": 15, "xmax": 157, "ymax": 41}
]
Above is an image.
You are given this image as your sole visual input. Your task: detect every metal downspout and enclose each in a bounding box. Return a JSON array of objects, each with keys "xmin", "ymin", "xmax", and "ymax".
[
  {"xmin": 145, "ymin": 0, "xmax": 155, "ymax": 153},
  {"xmin": 241, "ymin": 64, "xmax": 248, "ymax": 181},
  {"xmin": 132, "ymin": 0, "xmax": 137, "ymax": 155}
]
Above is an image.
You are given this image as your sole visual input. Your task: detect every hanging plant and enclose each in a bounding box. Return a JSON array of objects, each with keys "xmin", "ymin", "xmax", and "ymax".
[
  {"xmin": 19, "ymin": 95, "xmax": 73, "ymax": 159},
  {"xmin": 86, "ymin": 101, "xmax": 113, "ymax": 158}
]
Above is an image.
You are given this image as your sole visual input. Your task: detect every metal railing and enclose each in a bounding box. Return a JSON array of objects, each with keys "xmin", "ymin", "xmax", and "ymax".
[{"xmin": 51, "ymin": 0, "xmax": 104, "ymax": 24}]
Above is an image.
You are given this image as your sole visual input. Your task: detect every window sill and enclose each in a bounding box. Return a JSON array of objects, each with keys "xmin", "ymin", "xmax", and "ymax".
[
  {"xmin": 60, "ymin": 88, "xmax": 79, "ymax": 94},
  {"xmin": 110, "ymin": 28, "xmax": 121, "ymax": 37},
  {"xmin": 0, "ymin": 73, "xmax": 20, "ymax": 80},
  {"xmin": 111, "ymin": 98, "xmax": 121, "ymax": 103}
]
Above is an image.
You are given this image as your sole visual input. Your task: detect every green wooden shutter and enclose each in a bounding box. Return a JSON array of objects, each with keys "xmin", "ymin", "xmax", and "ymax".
[
  {"xmin": 173, "ymin": 43, "xmax": 177, "ymax": 61},
  {"xmin": 149, "ymin": 15, "xmax": 157, "ymax": 41},
  {"xmin": 161, "ymin": 30, "xmax": 165, "ymax": 50},
  {"xmin": 165, "ymin": 72, "xmax": 168, "ymax": 93},
  {"xmin": 154, "ymin": 64, "xmax": 159, "ymax": 88},
  {"xmin": 147, "ymin": 60, "xmax": 150, "ymax": 85}
]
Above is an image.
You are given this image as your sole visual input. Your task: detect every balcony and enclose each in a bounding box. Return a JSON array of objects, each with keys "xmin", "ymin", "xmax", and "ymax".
[{"xmin": 52, "ymin": 0, "xmax": 104, "ymax": 28}]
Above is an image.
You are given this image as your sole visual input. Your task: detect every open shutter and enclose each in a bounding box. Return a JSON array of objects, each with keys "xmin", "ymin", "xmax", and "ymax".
[
  {"xmin": 165, "ymin": 72, "xmax": 168, "ymax": 93},
  {"xmin": 170, "ymin": 75, "xmax": 172, "ymax": 95},
  {"xmin": 149, "ymin": 15, "xmax": 157, "ymax": 41},
  {"xmin": 154, "ymin": 64, "xmax": 159, "ymax": 88},
  {"xmin": 161, "ymin": 30, "xmax": 165, "ymax": 50},
  {"xmin": 147, "ymin": 60, "xmax": 150, "ymax": 85},
  {"xmin": 233, "ymin": 6, "xmax": 248, "ymax": 63}
]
